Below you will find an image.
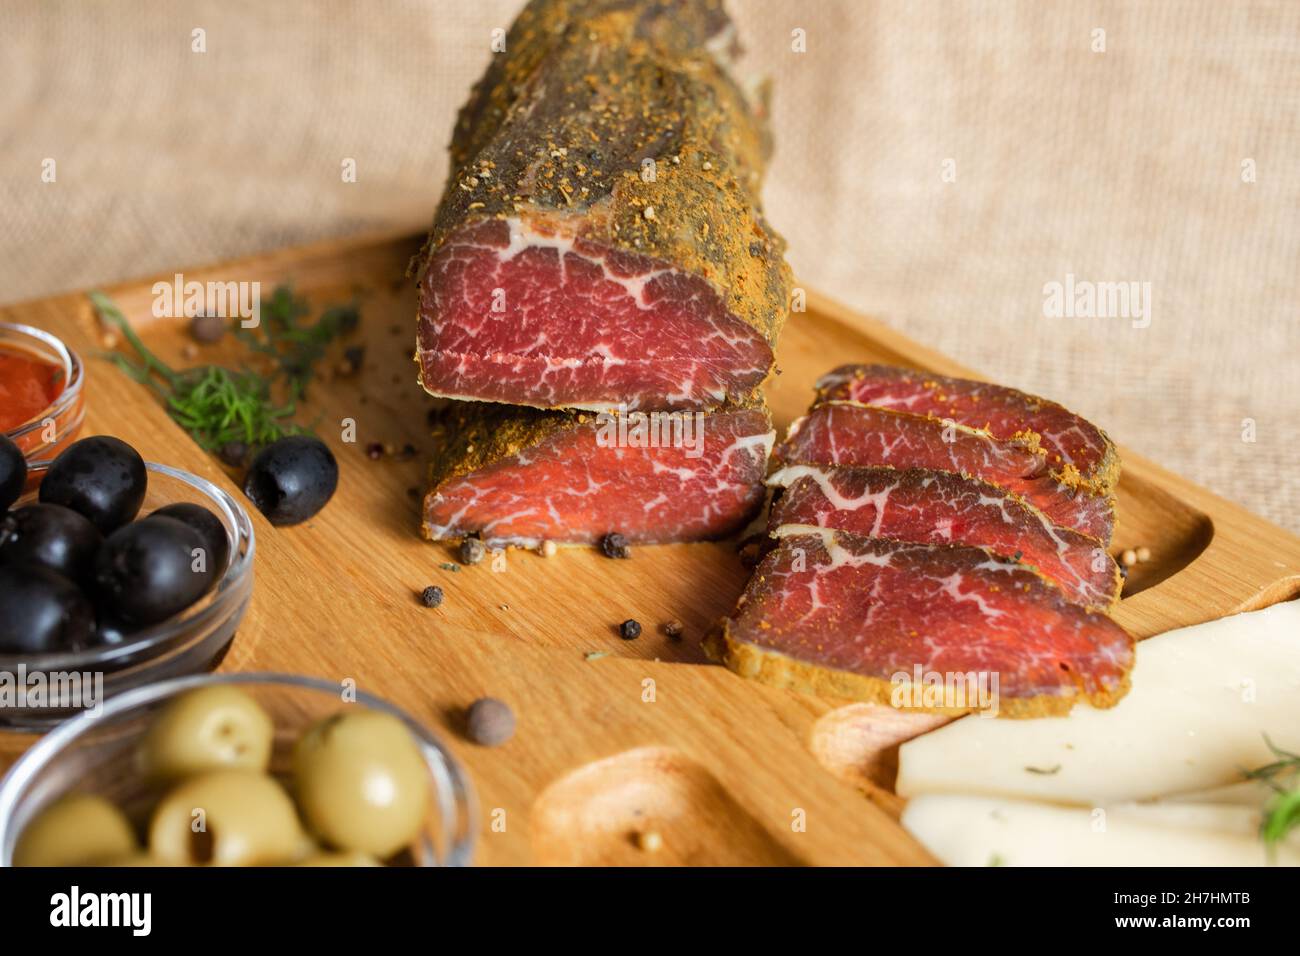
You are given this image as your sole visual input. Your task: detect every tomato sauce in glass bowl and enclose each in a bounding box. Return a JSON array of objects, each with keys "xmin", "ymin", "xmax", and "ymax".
[
  {"xmin": 0, "ymin": 323, "xmax": 85, "ymax": 468},
  {"xmin": 0, "ymin": 349, "xmax": 65, "ymax": 431}
]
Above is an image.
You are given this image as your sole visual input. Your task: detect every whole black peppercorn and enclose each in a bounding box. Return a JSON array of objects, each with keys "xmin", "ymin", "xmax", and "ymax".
[
  {"xmin": 218, "ymin": 440, "xmax": 249, "ymax": 469},
  {"xmin": 601, "ymin": 532, "xmax": 631, "ymax": 559},
  {"xmin": 421, "ymin": 585, "xmax": 444, "ymax": 608},
  {"xmin": 619, "ymin": 619, "xmax": 641, "ymax": 640}
]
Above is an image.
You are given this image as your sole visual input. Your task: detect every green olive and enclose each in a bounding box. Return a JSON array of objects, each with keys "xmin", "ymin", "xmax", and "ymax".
[
  {"xmin": 15, "ymin": 793, "xmax": 138, "ymax": 867},
  {"xmin": 295, "ymin": 850, "xmax": 382, "ymax": 867},
  {"xmin": 293, "ymin": 709, "xmax": 429, "ymax": 859},
  {"xmin": 148, "ymin": 769, "xmax": 309, "ymax": 866},
  {"xmin": 137, "ymin": 685, "xmax": 274, "ymax": 783}
]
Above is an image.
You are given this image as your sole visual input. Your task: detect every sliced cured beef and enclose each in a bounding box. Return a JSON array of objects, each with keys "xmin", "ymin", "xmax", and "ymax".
[
  {"xmin": 704, "ymin": 527, "xmax": 1134, "ymax": 717},
  {"xmin": 767, "ymin": 465, "xmax": 1120, "ymax": 608},
  {"xmin": 423, "ymin": 399, "xmax": 773, "ymax": 548},
  {"xmin": 414, "ymin": 0, "xmax": 790, "ymax": 411},
  {"xmin": 776, "ymin": 402, "xmax": 1115, "ymax": 542},
  {"xmin": 816, "ymin": 364, "xmax": 1119, "ymax": 495}
]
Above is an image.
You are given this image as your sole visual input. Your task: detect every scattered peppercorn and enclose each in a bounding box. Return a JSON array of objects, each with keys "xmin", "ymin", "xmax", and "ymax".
[
  {"xmin": 663, "ymin": 619, "xmax": 684, "ymax": 640},
  {"xmin": 466, "ymin": 697, "xmax": 515, "ymax": 746},
  {"xmin": 365, "ymin": 442, "xmax": 384, "ymax": 460},
  {"xmin": 539, "ymin": 540, "xmax": 558, "ymax": 557},
  {"xmin": 218, "ymin": 440, "xmax": 249, "ymax": 469},
  {"xmin": 738, "ymin": 541, "xmax": 761, "ymax": 568},
  {"xmin": 1136, "ymin": 546, "xmax": 1151, "ymax": 563},
  {"xmin": 189, "ymin": 313, "xmax": 226, "ymax": 344},
  {"xmin": 619, "ymin": 619, "xmax": 642, "ymax": 640},
  {"xmin": 1120, "ymin": 549, "xmax": 1138, "ymax": 567},
  {"xmin": 181, "ymin": 343, "xmax": 199, "ymax": 361},
  {"xmin": 459, "ymin": 537, "xmax": 486, "ymax": 565},
  {"xmin": 342, "ymin": 345, "xmax": 365, "ymax": 373},
  {"xmin": 601, "ymin": 532, "xmax": 631, "ymax": 559},
  {"xmin": 420, "ymin": 585, "xmax": 444, "ymax": 608}
]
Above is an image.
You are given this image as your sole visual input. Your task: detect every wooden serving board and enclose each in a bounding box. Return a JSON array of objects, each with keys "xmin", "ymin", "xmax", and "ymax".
[{"xmin": 3, "ymin": 231, "xmax": 1300, "ymax": 866}]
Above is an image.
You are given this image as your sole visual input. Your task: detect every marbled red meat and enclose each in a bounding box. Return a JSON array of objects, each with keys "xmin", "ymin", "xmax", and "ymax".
[
  {"xmin": 417, "ymin": 219, "xmax": 777, "ymax": 411},
  {"xmin": 413, "ymin": 0, "xmax": 790, "ymax": 411},
  {"xmin": 704, "ymin": 528, "xmax": 1134, "ymax": 717},
  {"xmin": 423, "ymin": 400, "xmax": 773, "ymax": 547},
  {"xmin": 767, "ymin": 465, "xmax": 1120, "ymax": 608},
  {"xmin": 776, "ymin": 402, "xmax": 1115, "ymax": 542},
  {"xmin": 816, "ymin": 364, "xmax": 1119, "ymax": 494}
]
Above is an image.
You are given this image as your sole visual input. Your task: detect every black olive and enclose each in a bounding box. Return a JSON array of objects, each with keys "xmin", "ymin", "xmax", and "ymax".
[
  {"xmin": 242, "ymin": 436, "xmax": 338, "ymax": 526},
  {"xmin": 149, "ymin": 502, "xmax": 230, "ymax": 574},
  {"xmin": 0, "ymin": 434, "xmax": 26, "ymax": 512},
  {"xmin": 92, "ymin": 515, "xmax": 216, "ymax": 627},
  {"xmin": 93, "ymin": 617, "xmax": 135, "ymax": 646},
  {"xmin": 39, "ymin": 436, "xmax": 147, "ymax": 534},
  {"xmin": 0, "ymin": 503, "xmax": 103, "ymax": 585},
  {"xmin": 0, "ymin": 565, "xmax": 96, "ymax": 655}
]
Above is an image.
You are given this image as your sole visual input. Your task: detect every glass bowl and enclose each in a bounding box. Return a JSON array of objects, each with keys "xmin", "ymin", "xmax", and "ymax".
[
  {"xmin": 0, "ymin": 322, "xmax": 85, "ymax": 470},
  {"xmin": 0, "ymin": 460, "xmax": 254, "ymax": 730},
  {"xmin": 0, "ymin": 673, "xmax": 477, "ymax": 867}
]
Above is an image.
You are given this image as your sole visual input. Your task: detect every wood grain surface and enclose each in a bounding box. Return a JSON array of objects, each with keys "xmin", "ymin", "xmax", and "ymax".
[{"xmin": 2, "ymin": 230, "xmax": 1298, "ymax": 866}]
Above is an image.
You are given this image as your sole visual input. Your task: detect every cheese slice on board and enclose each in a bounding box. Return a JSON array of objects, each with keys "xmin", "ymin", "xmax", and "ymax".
[
  {"xmin": 896, "ymin": 599, "xmax": 1300, "ymax": 804},
  {"xmin": 902, "ymin": 794, "xmax": 1300, "ymax": 867}
]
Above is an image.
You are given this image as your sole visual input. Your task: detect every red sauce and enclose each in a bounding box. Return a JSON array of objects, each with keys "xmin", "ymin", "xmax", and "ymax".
[{"xmin": 0, "ymin": 347, "xmax": 66, "ymax": 431}]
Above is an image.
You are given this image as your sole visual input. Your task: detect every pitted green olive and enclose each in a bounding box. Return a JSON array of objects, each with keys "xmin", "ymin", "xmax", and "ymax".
[
  {"xmin": 137, "ymin": 685, "xmax": 273, "ymax": 783},
  {"xmin": 292, "ymin": 709, "xmax": 429, "ymax": 859},
  {"xmin": 15, "ymin": 793, "xmax": 138, "ymax": 867},
  {"xmin": 148, "ymin": 769, "xmax": 309, "ymax": 866}
]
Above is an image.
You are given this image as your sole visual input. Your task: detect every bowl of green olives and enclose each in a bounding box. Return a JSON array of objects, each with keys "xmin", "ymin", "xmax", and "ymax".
[
  {"xmin": 0, "ymin": 445, "xmax": 254, "ymax": 729},
  {"xmin": 0, "ymin": 673, "xmax": 476, "ymax": 866}
]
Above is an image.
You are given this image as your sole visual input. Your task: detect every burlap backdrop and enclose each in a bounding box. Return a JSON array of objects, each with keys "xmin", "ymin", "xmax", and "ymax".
[{"xmin": 2, "ymin": 1, "xmax": 1296, "ymax": 531}]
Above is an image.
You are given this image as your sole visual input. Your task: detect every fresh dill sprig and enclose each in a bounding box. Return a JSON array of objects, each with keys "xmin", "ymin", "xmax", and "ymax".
[
  {"xmin": 1243, "ymin": 735, "xmax": 1300, "ymax": 853},
  {"xmin": 90, "ymin": 290, "xmax": 304, "ymax": 453},
  {"xmin": 232, "ymin": 285, "xmax": 359, "ymax": 401}
]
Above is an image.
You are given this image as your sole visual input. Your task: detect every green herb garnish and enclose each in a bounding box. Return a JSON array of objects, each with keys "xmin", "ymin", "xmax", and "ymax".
[
  {"xmin": 232, "ymin": 285, "xmax": 359, "ymax": 401},
  {"xmin": 1243, "ymin": 735, "xmax": 1300, "ymax": 854},
  {"xmin": 90, "ymin": 288, "xmax": 353, "ymax": 454}
]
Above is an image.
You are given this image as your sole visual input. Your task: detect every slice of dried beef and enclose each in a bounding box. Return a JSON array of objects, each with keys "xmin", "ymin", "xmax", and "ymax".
[
  {"xmin": 776, "ymin": 401, "xmax": 1116, "ymax": 543},
  {"xmin": 767, "ymin": 465, "xmax": 1121, "ymax": 608},
  {"xmin": 816, "ymin": 364, "xmax": 1120, "ymax": 495},
  {"xmin": 704, "ymin": 527, "xmax": 1134, "ymax": 717},
  {"xmin": 413, "ymin": 0, "xmax": 790, "ymax": 411},
  {"xmin": 424, "ymin": 399, "xmax": 773, "ymax": 548}
]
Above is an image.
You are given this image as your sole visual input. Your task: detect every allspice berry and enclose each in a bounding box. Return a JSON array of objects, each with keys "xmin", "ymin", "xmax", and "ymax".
[{"xmin": 466, "ymin": 697, "xmax": 515, "ymax": 746}]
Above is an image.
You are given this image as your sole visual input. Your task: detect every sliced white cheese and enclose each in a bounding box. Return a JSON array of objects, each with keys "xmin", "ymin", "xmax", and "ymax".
[
  {"xmin": 896, "ymin": 599, "xmax": 1300, "ymax": 805},
  {"xmin": 902, "ymin": 794, "xmax": 1300, "ymax": 867}
]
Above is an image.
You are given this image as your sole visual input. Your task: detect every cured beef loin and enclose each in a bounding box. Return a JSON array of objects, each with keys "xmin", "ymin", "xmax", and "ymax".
[
  {"xmin": 704, "ymin": 528, "xmax": 1134, "ymax": 717},
  {"xmin": 767, "ymin": 465, "xmax": 1121, "ymax": 608},
  {"xmin": 414, "ymin": 0, "xmax": 791, "ymax": 411},
  {"xmin": 423, "ymin": 399, "xmax": 773, "ymax": 548},
  {"xmin": 776, "ymin": 401, "xmax": 1115, "ymax": 543},
  {"xmin": 816, "ymin": 364, "xmax": 1119, "ymax": 495}
]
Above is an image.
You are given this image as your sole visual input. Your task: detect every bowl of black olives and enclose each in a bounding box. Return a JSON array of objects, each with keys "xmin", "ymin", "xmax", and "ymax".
[
  {"xmin": 0, "ymin": 436, "xmax": 255, "ymax": 729},
  {"xmin": 0, "ymin": 673, "xmax": 476, "ymax": 867}
]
